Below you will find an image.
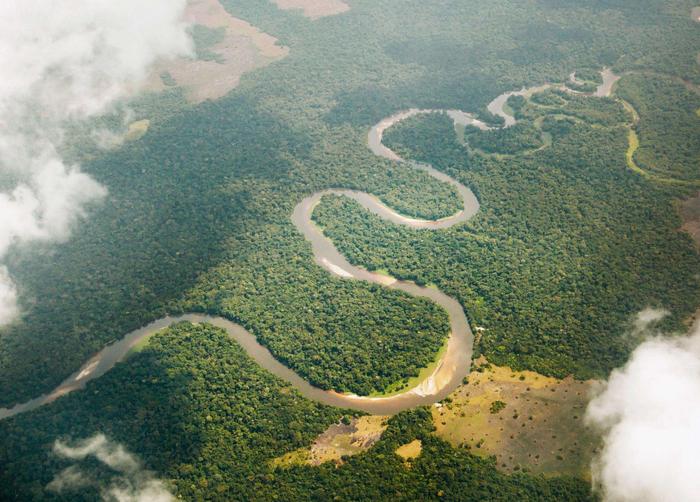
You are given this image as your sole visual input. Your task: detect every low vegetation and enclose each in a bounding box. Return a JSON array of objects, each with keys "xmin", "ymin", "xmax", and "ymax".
[
  {"xmin": 272, "ymin": 415, "xmax": 388, "ymax": 467},
  {"xmin": 1, "ymin": 0, "xmax": 699, "ymax": 498},
  {"xmin": 395, "ymin": 439, "xmax": 423, "ymax": 462},
  {"xmin": 432, "ymin": 357, "xmax": 599, "ymax": 477},
  {"xmin": 0, "ymin": 324, "xmax": 593, "ymax": 500},
  {"xmin": 680, "ymin": 191, "xmax": 700, "ymax": 248}
]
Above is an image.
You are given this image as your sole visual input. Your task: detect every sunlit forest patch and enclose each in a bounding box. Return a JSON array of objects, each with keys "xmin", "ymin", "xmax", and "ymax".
[{"xmin": 1, "ymin": 0, "xmax": 700, "ymax": 499}]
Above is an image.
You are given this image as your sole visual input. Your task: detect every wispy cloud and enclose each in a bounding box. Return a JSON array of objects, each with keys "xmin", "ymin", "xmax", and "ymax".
[
  {"xmin": 0, "ymin": 0, "xmax": 192, "ymax": 325},
  {"xmin": 48, "ymin": 434, "xmax": 174, "ymax": 502},
  {"xmin": 586, "ymin": 309, "xmax": 700, "ymax": 501}
]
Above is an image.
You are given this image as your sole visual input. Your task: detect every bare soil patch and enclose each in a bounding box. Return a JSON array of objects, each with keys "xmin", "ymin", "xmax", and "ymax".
[
  {"xmin": 271, "ymin": 415, "xmax": 388, "ymax": 467},
  {"xmin": 680, "ymin": 191, "xmax": 700, "ymax": 249},
  {"xmin": 272, "ymin": 357, "xmax": 600, "ymax": 477},
  {"xmin": 272, "ymin": 0, "xmax": 349, "ymax": 20},
  {"xmin": 145, "ymin": 0, "xmax": 288, "ymax": 104},
  {"xmin": 432, "ymin": 357, "xmax": 599, "ymax": 477}
]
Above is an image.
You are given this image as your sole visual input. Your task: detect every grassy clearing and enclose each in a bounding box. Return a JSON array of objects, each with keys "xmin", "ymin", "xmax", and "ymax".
[
  {"xmin": 626, "ymin": 128, "xmax": 642, "ymax": 174},
  {"xmin": 144, "ymin": 0, "xmax": 288, "ymax": 104},
  {"xmin": 270, "ymin": 415, "xmax": 388, "ymax": 467},
  {"xmin": 271, "ymin": 0, "xmax": 349, "ymax": 20},
  {"xmin": 679, "ymin": 191, "xmax": 700, "ymax": 249},
  {"xmin": 125, "ymin": 119, "xmax": 150, "ymax": 142},
  {"xmin": 432, "ymin": 357, "xmax": 599, "ymax": 478},
  {"xmin": 395, "ymin": 439, "xmax": 422, "ymax": 461},
  {"xmin": 270, "ymin": 448, "xmax": 311, "ymax": 468}
]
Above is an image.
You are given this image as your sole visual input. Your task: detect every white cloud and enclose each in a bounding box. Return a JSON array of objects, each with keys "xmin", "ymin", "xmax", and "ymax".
[
  {"xmin": 0, "ymin": 0, "xmax": 192, "ymax": 325},
  {"xmin": 54, "ymin": 434, "xmax": 140, "ymax": 472},
  {"xmin": 48, "ymin": 434, "xmax": 174, "ymax": 502},
  {"xmin": 631, "ymin": 307, "xmax": 668, "ymax": 337},
  {"xmin": 0, "ymin": 266, "xmax": 19, "ymax": 326},
  {"xmin": 46, "ymin": 465, "xmax": 92, "ymax": 493},
  {"xmin": 586, "ymin": 311, "xmax": 700, "ymax": 502},
  {"xmin": 104, "ymin": 480, "xmax": 176, "ymax": 502}
]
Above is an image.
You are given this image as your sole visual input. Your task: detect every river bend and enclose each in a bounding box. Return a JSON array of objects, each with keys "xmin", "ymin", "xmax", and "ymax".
[{"xmin": 0, "ymin": 70, "xmax": 618, "ymax": 419}]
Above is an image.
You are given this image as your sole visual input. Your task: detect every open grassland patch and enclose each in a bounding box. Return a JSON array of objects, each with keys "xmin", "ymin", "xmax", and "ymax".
[
  {"xmin": 271, "ymin": 415, "xmax": 389, "ymax": 467},
  {"xmin": 125, "ymin": 119, "xmax": 150, "ymax": 142},
  {"xmin": 145, "ymin": 0, "xmax": 288, "ymax": 104},
  {"xmin": 272, "ymin": 0, "xmax": 349, "ymax": 20},
  {"xmin": 680, "ymin": 191, "xmax": 700, "ymax": 249},
  {"xmin": 395, "ymin": 439, "xmax": 422, "ymax": 462},
  {"xmin": 432, "ymin": 357, "xmax": 599, "ymax": 478}
]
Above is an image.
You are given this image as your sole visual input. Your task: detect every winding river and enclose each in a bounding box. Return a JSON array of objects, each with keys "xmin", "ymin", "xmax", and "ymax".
[{"xmin": 0, "ymin": 70, "xmax": 619, "ymax": 420}]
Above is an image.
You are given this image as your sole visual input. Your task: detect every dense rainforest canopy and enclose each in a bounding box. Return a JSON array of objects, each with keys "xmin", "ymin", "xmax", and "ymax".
[{"xmin": 1, "ymin": 0, "xmax": 699, "ymax": 499}]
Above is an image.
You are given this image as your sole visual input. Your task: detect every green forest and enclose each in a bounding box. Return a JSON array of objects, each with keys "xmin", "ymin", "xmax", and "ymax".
[
  {"xmin": 616, "ymin": 73, "xmax": 700, "ymax": 181},
  {"xmin": 1, "ymin": 0, "xmax": 699, "ymax": 499},
  {"xmin": 317, "ymin": 101, "xmax": 699, "ymax": 377},
  {"xmin": 0, "ymin": 323, "xmax": 593, "ymax": 501}
]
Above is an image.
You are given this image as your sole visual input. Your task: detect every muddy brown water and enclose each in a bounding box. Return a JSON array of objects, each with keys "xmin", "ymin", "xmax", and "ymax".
[{"xmin": 0, "ymin": 69, "xmax": 619, "ymax": 419}]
